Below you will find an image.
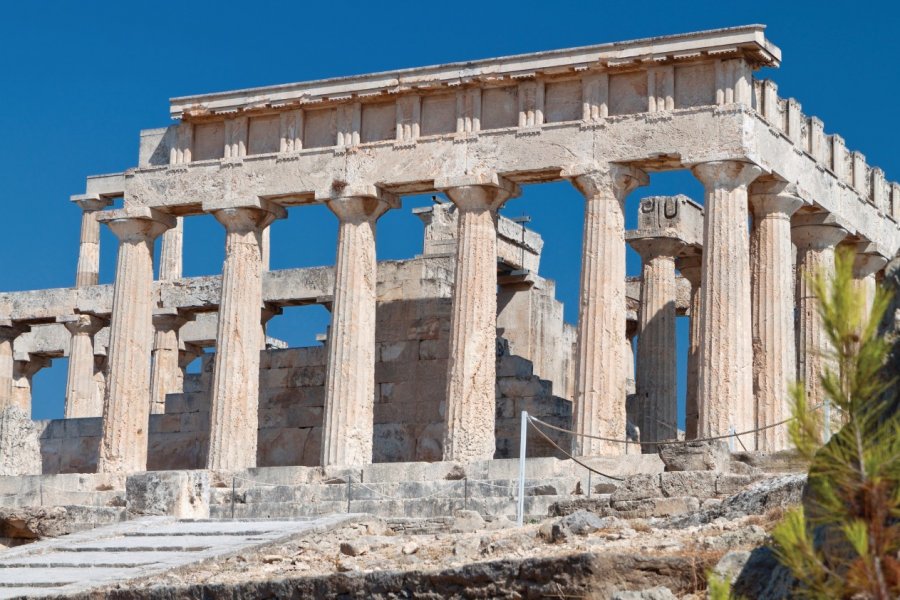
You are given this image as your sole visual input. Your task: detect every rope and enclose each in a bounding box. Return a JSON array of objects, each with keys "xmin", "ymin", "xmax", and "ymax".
[
  {"xmin": 526, "ymin": 417, "xmax": 624, "ymax": 481},
  {"xmin": 529, "ymin": 404, "xmax": 823, "ymax": 447}
]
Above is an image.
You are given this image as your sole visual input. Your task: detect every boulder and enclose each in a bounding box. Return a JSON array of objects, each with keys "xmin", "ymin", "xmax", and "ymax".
[
  {"xmin": 611, "ymin": 587, "xmax": 678, "ymax": 600},
  {"xmin": 658, "ymin": 441, "xmax": 729, "ymax": 472}
]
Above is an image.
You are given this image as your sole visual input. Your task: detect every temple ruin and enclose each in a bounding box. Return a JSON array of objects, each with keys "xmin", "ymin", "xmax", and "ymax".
[{"xmin": 0, "ymin": 24, "xmax": 897, "ymax": 481}]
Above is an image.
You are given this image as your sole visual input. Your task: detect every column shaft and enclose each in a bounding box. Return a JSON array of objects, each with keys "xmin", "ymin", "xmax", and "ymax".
[
  {"xmin": 159, "ymin": 217, "xmax": 183, "ymax": 281},
  {"xmin": 74, "ymin": 197, "xmax": 112, "ymax": 288},
  {"xmin": 96, "ymin": 210, "xmax": 173, "ymax": 474},
  {"xmin": 61, "ymin": 315, "xmax": 106, "ymax": 418},
  {"xmin": 749, "ymin": 184, "xmax": 803, "ymax": 451},
  {"xmin": 632, "ymin": 239, "xmax": 683, "ymax": 448},
  {"xmin": 567, "ymin": 165, "xmax": 647, "ymax": 455},
  {"xmin": 439, "ymin": 175, "xmax": 518, "ymax": 462},
  {"xmin": 793, "ymin": 216, "xmax": 848, "ymax": 430},
  {"xmin": 206, "ymin": 205, "xmax": 282, "ymax": 471},
  {"xmin": 692, "ymin": 161, "xmax": 761, "ymax": 439},
  {"xmin": 676, "ymin": 255, "xmax": 702, "ymax": 439},
  {"xmin": 321, "ymin": 196, "xmax": 390, "ymax": 466},
  {"xmin": 149, "ymin": 314, "xmax": 186, "ymax": 415}
]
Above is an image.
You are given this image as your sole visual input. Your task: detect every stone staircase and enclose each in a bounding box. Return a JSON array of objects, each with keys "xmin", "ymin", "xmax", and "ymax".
[{"xmin": 0, "ymin": 514, "xmax": 354, "ymax": 598}]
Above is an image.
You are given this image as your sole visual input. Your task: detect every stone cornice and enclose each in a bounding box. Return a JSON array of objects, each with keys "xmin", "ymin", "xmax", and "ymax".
[{"xmin": 170, "ymin": 25, "xmax": 779, "ymax": 119}]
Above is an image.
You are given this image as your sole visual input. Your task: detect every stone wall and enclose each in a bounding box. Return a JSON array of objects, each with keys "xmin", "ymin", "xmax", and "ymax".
[{"xmin": 37, "ymin": 307, "xmax": 572, "ymax": 474}]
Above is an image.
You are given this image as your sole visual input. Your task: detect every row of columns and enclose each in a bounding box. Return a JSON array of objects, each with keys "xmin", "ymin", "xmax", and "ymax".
[
  {"xmin": 631, "ymin": 173, "xmax": 885, "ymax": 451},
  {"xmin": 36, "ymin": 158, "xmax": 886, "ymax": 475}
]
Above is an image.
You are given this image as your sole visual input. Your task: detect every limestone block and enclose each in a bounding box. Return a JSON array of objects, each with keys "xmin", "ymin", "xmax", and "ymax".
[
  {"xmin": 417, "ymin": 338, "xmax": 449, "ymax": 361},
  {"xmin": 658, "ymin": 441, "xmax": 730, "ymax": 472},
  {"xmin": 659, "ymin": 471, "xmax": 717, "ymax": 498},
  {"xmin": 716, "ymin": 473, "xmax": 763, "ymax": 497},
  {"xmin": 0, "ymin": 407, "xmax": 42, "ymax": 476},
  {"xmin": 609, "ymin": 473, "xmax": 662, "ymax": 501},
  {"xmin": 125, "ymin": 471, "xmax": 210, "ymax": 519}
]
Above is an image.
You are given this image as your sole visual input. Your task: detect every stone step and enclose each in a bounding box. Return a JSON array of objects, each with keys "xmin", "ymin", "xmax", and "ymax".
[{"xmin": 0, "ymin": 515, "xmax": 355, "ymax": 597}]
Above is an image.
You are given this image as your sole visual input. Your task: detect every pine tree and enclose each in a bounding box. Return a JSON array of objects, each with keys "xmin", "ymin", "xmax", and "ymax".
[{"xmin": 769, "ymin": 246, "xmax": 900, "ymax": 599}]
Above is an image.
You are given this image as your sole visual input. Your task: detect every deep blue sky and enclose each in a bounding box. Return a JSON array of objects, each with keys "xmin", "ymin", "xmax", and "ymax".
[{"xmin": 3, "ymin": 1, "xmax": 897, "ymax": 421}]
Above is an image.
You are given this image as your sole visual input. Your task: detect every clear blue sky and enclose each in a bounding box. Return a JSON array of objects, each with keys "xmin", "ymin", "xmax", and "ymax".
[{"xmin": 2, "ymin": 1, "xmax": 896, "ymax": 421}]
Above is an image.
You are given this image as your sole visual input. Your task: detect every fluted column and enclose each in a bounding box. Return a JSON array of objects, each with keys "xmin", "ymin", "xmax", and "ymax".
[
  {"xmin": 849, "ymin": 242, "xmax": 887, "ymax": 318},
  {"xmin": 792, "ymin": 213, "xmax": 848, "ymax": 437},
  {"xmin": 321, "ymin": 193, "xmax": 394, "ymax": 466},
  {"xmin": 676, "ymin": 253, "xmax": 702, "ymax": 439},
  {"xmin": 630, "ymin": 237, "xmax": 684, "ymax": 449},
  {"xmin": 59, "ymin": 314, "xmax": 106, "ymax": 418},
  {"xmin": 206, "ymin": 202, "xmax": 285, "ymax": 471},
  {"xmin": 692, "ymin": 161, "xmax": 762, "ymax": 439},
  {"xmin": 12, "ymin": 355, "xmax": 50, "ymax": 413},
  {"xmin": 437, "ymin": 173, "xmax": 520, "ymax": 462},
  {"xmin": 159, "ymin": 216, "xmax": 183, "ymax": 281},
  {"xmin": 749, "ymin": 182, "xmax": 804, "ymax": 451},
  {"xmin": 565, "ymin": 164, "xmax": 648, "ymax": 456},
  {"xmin": 73, "ymin": 196, "xmax": 113, "ymax": 288},
  {"xmin": 149, "ymin": 311, "xmax": 188, "ymax": 415},
  {"xmin": 0, "ymin": 323, "xmax": 29, "ymax": 411},
  {"xmin": 95, "ymin": 209, "xmax": 174, "ymax": 473}
]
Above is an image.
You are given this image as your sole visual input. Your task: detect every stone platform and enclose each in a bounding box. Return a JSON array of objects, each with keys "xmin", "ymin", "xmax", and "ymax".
[{"xmin": 0, "ymin": 514, "xmax": 355, "ymax": 598}]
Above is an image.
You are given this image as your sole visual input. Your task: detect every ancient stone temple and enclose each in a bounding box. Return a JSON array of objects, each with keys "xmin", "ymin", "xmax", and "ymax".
[{"xmin": 0, "ymin": 24, "xmax": 897, "ymax": 480}]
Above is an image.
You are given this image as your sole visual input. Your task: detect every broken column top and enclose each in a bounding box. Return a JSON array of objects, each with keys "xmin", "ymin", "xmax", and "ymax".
[{"xmin": 626, "ymin": 195, "xmax": 704, "ymax": 248}]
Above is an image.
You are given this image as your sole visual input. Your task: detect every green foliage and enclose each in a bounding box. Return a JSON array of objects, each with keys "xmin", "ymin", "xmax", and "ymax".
[
  {"xmin": 770, "ymin": 246, "xmax": 900, "ymax": 599},
  {"xmin": 707, "ymin": 571, "xmax": 744, "ymax": 600}
]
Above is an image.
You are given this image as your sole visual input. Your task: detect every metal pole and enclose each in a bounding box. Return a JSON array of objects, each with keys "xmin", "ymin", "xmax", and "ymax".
[
  {"xmin": 347, "ymin": 476, "xmax": 352, "ymax": 513},
  {"xmin": 231, "ymin": 477, "xmax": 235, "ymax": 520},
  {"xmin": 823, "ymin": 400, "xmax": 832, "ymax": 443},
  {"xmin": 464, "ymin": 477, "xmax": 468, "ymax": 511},
  {"xmin": 728, "ymin": 425, "xmax": 735, "ymax": 452},
  {"xmin": 516, "ymin": 410, "xmax": 528, "ymax": 526},
  {"xmin": 587, "ymin": 471, "xmax": 592, "ymax": 498}
]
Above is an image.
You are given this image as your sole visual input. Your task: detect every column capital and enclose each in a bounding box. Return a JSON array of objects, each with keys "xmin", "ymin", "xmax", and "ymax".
[
  {"xmin": 71, "ymin": 194, "xmax": 113, "ymax": 212},
  {"xmin": 563, "ymin": 163, "xmax": 648, "ymax": 200},
  {"xmin": 57, "ymin": 314, "xmax": 106, "ymax": 336},
  {"xmin": 847, "ymin": 242, "xmax": 889, "ymax": 278},
  {"xmin": 152, "ymin": 308, "xmax": 192, "ymax": 331},
  {"xmin": 98, "ymin": 207, "xmax": 177, "ymax": 243},
  {"xmin": 15, "ymin": 354, "xmax": 51, "ymax": 378},
  {"xmin": 0, "ymin": 321, "xmax": 30, "ymax": 341},
  {"xmin": 435, "ymin": 172, "xmax": 520, "ymax": 212},
  {"xmin": 692, "ymin": 160, "xmax": 763, "ymax": 190},
  {"xmin": 749, "ymin": 180, "xmax": 806, "ymax": 217},
  {"xmin": 628, "ymin": 236, "xmax": 686, "ymax": 261},
  {"xmin": 676, "ymin": 252, "xmax": 702, "ymax": 287},
  {"xmin": 212, "ymin": 200, "xmax": 286, "ymax": 233},
  {"xmin": 792, "ymin": 212, "xmax": 849, "ymax": 250},
  {"xmin": 326, "ymin": 193, "xmax": 397, "ymax": 223}
]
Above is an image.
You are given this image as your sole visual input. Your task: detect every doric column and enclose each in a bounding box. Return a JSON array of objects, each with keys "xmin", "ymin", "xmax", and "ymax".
[
  {"xmin": 206, "ymin": 201, "xmax": 285, "ymax": 471},
  {"xmin": 0, "ymin": 322, "xmax": 29, "ymax": 411},
  {"xmin": 848, "ymin": 242, "xmax": 887, "ymax": 318},
  {"xmin": 692, "ymin": 161, "xmax": 762, "ymax": 439},
  {"xmin": 321, "ymin": 190, "xmax": 395, "ymax": 466},
  {"xmin": 72, "ymin": 195, "xmax": 113, "ymax": 288},
  {"xmin": 436, "ymin": 173, "xmax": 520, "ymax": 462},
  {"xmin": 676, "ymin": 253, "xmax": 702, "ymax": 439},
  {"xmin": 12, "ymin": 355, "xmax": 50, "ymax": 413},
  {"xmin": 630, "ymin": 237, "xmax": 684, "ymax": 449},
  {"xmin": 565, "ymin": 164, "xmax": 648, "ymax": 455},
  {"xmin": 159, "ymin": 216, "xmax": 183, "ymax": 281},
  {"xmin": 96, "ymin": 208, "xmax": 175, "ymax": 474},
  {"xmin": 749, "ymin": 181, "xmax": 804, "ymax": 451},
  {"xmin": 149, "ymin": 309, "xmax": 189, "ymax": 415},
  {"xmin": 792, "ymin": 212, "xmax": 848, "ymax": 434},
  {"xmin": 59, "ymin": 314, "xmax": 106, "ymax": 418}
]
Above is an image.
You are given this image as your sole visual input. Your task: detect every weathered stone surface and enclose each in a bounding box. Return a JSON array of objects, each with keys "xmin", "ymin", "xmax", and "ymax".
[
  {"xmin": 658, "ymin": 441, "xmax": 730, "ymax": 472},
  {"xmin": 0, "ymin": 406, "xmax": 41, "ymax": 476},
  {"xmin": 610, "ymin": 474, "xmax": 661, "ymax": 501},
  {"xmin": 611, "ymin": 587, "xmax": 678, "ymax": 600},
  {"xmin": 125, "ymin": 471, "xmax": 210, "ymax": 519}
]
